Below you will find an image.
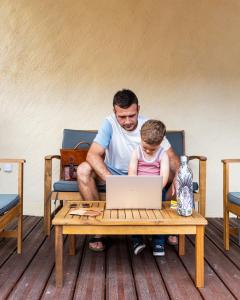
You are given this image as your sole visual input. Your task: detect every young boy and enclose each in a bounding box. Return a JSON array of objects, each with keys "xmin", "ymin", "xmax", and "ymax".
[{"xmin": 128, "ymin": 119, "xmax": 170, "ymax": 256}]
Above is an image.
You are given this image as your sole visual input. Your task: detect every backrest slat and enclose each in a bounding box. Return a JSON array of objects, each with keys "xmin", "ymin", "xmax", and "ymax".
[
  {"xmin": 62, "ymin": 129, "xmax": 185, "ymax": 157},
  {"xmin": 165, "ymin": 130, "xmax": 185, "ymax": 157},
  {"xmin": 62, "ymin": 129, "xmax": 97, "ymax": 149}
]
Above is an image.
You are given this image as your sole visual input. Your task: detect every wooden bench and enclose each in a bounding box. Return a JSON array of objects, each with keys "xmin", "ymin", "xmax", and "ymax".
[
  {"xmin": 44, "ymin": 129, "xmax": 207, "ymax": 236},
  {"xmin": 53, "ymin": 201, "xmax": 208, "ymax": 288}
]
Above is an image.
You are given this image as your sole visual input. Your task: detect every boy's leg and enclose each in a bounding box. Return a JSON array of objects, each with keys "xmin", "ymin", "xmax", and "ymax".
[{"xmin": 152, "ymin": 235, "xmax": 166, "ymax": 256}]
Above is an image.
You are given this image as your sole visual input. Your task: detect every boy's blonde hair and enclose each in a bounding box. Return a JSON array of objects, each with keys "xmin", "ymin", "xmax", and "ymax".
[{"xmin": 141, "ymin": 120, "xmax": 166, "ymax": 145}]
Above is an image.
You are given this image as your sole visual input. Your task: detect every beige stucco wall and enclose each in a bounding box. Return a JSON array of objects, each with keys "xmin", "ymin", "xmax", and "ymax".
[{"xmin": 0, "ymin": 0, "xmax": 240, "ymax": 216}]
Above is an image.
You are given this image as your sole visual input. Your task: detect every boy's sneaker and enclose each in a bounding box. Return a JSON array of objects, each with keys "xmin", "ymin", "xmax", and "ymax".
[
  {"xmin": 133, "ymin": 241, "xmax": 146, "ymax": 255},
  {"xmin": 153, "ymin": 244, "xmax": 165, "ymax": 256}
]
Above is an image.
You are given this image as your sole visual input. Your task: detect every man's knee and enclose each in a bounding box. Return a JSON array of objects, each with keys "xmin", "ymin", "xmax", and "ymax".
[{"xmin": 77, "ymin": 162, "xmax": 92, "ymax": 183}]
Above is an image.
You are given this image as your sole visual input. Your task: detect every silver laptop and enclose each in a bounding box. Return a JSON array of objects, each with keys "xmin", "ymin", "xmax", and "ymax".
[{"xmin": 106, "ymin": 175, "xmax": 163, "ymax": 209}]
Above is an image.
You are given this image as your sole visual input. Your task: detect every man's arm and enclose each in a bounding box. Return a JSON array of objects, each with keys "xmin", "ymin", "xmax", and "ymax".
[
  {"xmin": 86, "ymin": 142, "xmax": 111, "ymax": 182},
  {"xmin": 166, "ymin": 147, "xmax": 180, "ymax": 182},
  {"xmin": 160, "ymin": 152, "xmax": 169, "ymax": 188}
]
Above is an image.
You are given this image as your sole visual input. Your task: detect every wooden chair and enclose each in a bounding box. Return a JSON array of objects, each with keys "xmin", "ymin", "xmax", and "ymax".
[
  {"xmin": 0, "ymin": 159, "xmax": 25, "ymax": 254},
  {"xmin": 44, "ymin": 129, "xmax": 207, "ymax": 235},
  {"xmin": 222, "ymin": 159, "xmax": 240, "ymax": 250}
]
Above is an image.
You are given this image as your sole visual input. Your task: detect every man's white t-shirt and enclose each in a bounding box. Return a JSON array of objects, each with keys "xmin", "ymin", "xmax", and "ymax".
[{"xmin": 94, "ymin": 114, "xmax": 170, "ymax": 174}]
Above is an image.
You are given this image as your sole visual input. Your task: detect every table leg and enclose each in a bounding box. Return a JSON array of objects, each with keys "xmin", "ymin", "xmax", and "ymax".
[
  {"xmin": 55, "ymin": 225, "xmax": 63, "ymax": 288},
  {"xmin": 195, "ymin": 225, "xmax": 204, "ymax": 288},
  {"xmin": 69, "ymin": 235, "xmax": 76, "ymax": 256},
  {"xmin": 178, "ymin": 234, "xmax": 185, "ymax": 256}
]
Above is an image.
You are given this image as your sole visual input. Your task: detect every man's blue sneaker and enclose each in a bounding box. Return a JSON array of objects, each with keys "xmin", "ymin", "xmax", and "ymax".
[{"xmin": 153, "ymin": 244, "xmax": 165, "ymax": 256}]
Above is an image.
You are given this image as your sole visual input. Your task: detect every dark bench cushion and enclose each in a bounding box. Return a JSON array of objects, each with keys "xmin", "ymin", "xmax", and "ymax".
[
  {"xmin": 53, "ymin": 180, "xmax": 198, "ymax": 193},
  {"xmin": 228, "ymin": 192, "xmax": 240, "ymax": 206},
  {"xmin": 53, "ymin": 180, "xmax": 106, "ymax": 193},
  {"xmin": 0, "ymin": 194, "xmax": 19, "ymax": 215}
]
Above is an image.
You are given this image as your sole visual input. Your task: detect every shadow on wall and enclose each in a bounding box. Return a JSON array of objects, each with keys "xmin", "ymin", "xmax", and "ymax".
[{"xmin": 2, "ymin": 0, "xmax": 240, "ymax": 87}]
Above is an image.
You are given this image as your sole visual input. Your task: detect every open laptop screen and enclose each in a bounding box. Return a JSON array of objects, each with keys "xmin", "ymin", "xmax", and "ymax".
[{"xmin": 106, "ymin": 175, "xmax": 163, "ymax": 210}]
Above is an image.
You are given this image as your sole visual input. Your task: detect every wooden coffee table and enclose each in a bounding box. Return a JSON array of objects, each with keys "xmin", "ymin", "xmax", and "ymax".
[{"xmin": 53, "ymin": 201, "xmax": 207, "ymax": 288}]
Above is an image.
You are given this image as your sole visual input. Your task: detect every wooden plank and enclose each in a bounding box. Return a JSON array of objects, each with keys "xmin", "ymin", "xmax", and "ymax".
[
  {"xmin": 145, "ymin": 210, "xmax": 156, "ymax": 219},
  {"xmin": 206, "ymin": 221, "xmax": 240, "ymax": 269},
  {"xmin": 118, "ymin": 210, "xmax": 126, "ymax": 219},
  {"xmin": 208, "ymin": 218, "xmax": 240, "ymax": 246},
  {"xmin": 0, "ymin": 205, "xmax": 20, "ymax": 230},
  {"xmin": 0, "ymin": 216, "xmax": 41, "ymax": 267},
  {"xmin": 156, "ymin": 244, "xmax": 202, "ymax": 300},
  {"xmin": 138, "ymin": 210, "xmax": 148, "ymax": 219},
  {"xmin": 132, "ymin": 210, "xmax": 140, "ymax": 219},
  {"xmin": 125, "ymin": 210, "xmax": 133, "ymax": 219},
  {"xmin": 42, "ymin": 236, "xmax": 86, "ymax": 300},
  {"xmin": 128, "ymin": 238, "xmax": 170, "ymax": 300},
  {"xmin": 180, "ymin": 238, "xmax": 235, "ymax": 299},
  {"xmin": 110, "ymin": 210, "xmax": 118, "ymax": 219},
  {"xmin": 106, "ymin": 236, "xmax": 137, "ymax": 300},
  {"xmin": 7, "ymin": 229, "xmax": 58, "ymax": 299},
  {"xmin": 73, "ymin": 237, "xmax": 105, "ymax": 299},
  {"xmin": 103, "ymin": 209, "xmax": 111, "ymax": 220},
  {"xmin": 63, "ymin": 225, "xmax": 197, "ymax": 235},
  {"xmin": 188, "ymin": 234, "xmax": 240, "ymax": 298},
  {"xmin": 153, "ymin": 209, "xmax": 163, "ymax": 219},
  {"xmin": 0, "ymin": 219, "xmax": 47, "ymax": 299}
]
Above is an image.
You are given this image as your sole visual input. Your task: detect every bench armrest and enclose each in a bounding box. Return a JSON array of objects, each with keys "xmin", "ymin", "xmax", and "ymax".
[
  {"xmin": 188, "ymin": 156, "xmax": 207, "ymax": 161},
  {"xmin": 222, "ymin": 159, "xmax": 240, "ymax": 206},
  {"xmin": 0, "ymin": 159, "xmax": 25, "ymax": 163},
  {"xmin": 188, "ymin": 155, "xmax": 207, "ymax": 216},
  {"xmin": 45, "ymin": 155, "xmax": 61, "ymax": 160},
  {"xmin": 0, "ymin": 159, "xmax": 25, "ymax": 206},
  {"xmin": 44, "ymin": 155, "xmax": 61, "ymax": 205},
  {"xmin": 222, "ymin": 159, "xmax": 240, "ymax": 164}
]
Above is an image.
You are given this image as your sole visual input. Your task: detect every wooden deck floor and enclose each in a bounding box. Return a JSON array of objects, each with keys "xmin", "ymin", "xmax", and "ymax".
[{"xmin": 0, "ymin": 217, "xmax": 239, "ymax": 300}]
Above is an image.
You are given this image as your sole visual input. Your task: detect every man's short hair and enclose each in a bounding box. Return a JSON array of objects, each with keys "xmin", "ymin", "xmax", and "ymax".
[
  {"xmin": 141, "ymin": 120, "xmax": 166, "ymax": 145},
  {"xmin": 113, "ymin": 89, "xmax": 138, "ymax": 108}
]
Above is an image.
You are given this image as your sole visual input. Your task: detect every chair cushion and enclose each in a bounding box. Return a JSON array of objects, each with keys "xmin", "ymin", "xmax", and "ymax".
[
  {"xmin": 53, "ymin": 180, "xmax": 198, "ymax": 194},
  {"xmin": 0, "ymin": 194, "xmax": 19, "ymax": 215},
  {"xmin": 53, "ymin": 180, "xmax": 106, "ymax": 193},
  {"xmin": 228, "ymin": 192, "xmax": 240, "ymax": 206}
]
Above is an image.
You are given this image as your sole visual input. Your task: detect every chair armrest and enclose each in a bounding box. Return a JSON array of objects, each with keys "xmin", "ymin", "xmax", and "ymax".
[
  {"xmin": 44, "ymin": 156, "xmax": 60, "ymax": 207},
  {"xmin": 0, "ymin": 159, "xmax": 25, "ymax": 163},
  {"xmin": 222, "ymin": 159, "xmax": 240, "ymax": 164},
  {"xmin": 45, "ymin": 155, "xmax": 61, "ymax": 160},
  {"xmin": 188, "ymin": 156, "xmax": 207, "ymax": 161},
  {"xmin": 0, "ymin": 159, "xmax": 25, "ymax": 208}
]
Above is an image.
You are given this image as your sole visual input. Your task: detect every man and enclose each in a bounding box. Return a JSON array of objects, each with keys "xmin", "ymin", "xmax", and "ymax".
[{"xmin": 77, "ymin": 89, "xmax": 179, "ymax": 252}]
